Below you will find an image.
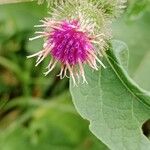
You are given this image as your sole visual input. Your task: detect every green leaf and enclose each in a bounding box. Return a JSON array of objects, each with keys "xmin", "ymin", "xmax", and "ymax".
[
  {"xmin": 0, "ymin": 0, "xmax": 59, "ymax": 6},
  {"xmin": 113, "ymin": 13, "xmax": 150, "ymax": 75},
  {"xmin": 70, "ymin": 40, "xmax": 150, "ymax": 150},
  {"xmin": 0, "ymin": 93, "xmax": 108, "ymax": 150},
  {"xmin": 112, "ymin": 40, "xmax": 129, "ymax": 71},
  {"xmin": 126, "ymin": 0, "xmax": 150, "ymax": 20},
  {"xmin": 0, "ymin": 56, "xmax": 21, "ymax": 75},
  {"xmin": 133, "ymin": 51, "xmax": 150, "ymax": 92},
  {"xmin": 0, "ymin": 0, "xmax": 32, "ymax": 5},
  {"xmin": 113, "ymin": 12, "xmax": 150, "ymax": 90},
  {"xmin": 0, "ymin": 2, "xmax": 47, "ymax": 32}
]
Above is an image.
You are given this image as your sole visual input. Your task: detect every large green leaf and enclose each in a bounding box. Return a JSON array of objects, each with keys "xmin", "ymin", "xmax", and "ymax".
[{"xmin": 70, "ymin": 40, "xmax": 150, "ymax": 150}]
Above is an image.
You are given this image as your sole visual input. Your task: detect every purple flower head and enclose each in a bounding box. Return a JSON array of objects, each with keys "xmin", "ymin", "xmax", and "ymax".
[{"xmin": 27, "ymin": 19, "xmax": 105, "ymax": 85}]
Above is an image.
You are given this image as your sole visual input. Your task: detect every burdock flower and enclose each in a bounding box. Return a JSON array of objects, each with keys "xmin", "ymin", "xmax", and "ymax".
[{"xmin": 27, "ymin": 18, "xmax": 106, "ymax": 85}]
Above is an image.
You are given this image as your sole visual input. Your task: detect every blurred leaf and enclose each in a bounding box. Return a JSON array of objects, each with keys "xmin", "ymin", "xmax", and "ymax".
[
  {"xmin": 0, "ymin": 0, "xmax": 31, "ymax": 5},
  {"xmin": 0, "ymin": 2, "xmax": 61, "ymax": 97},
  {"xmin": 126, "ymin": 0, "xmax": 150, "ymax": 20},
  {"xmin": 0, "ymin": 56, "xmax": 21, "ymax": 75},
  {"xmin": 113, "ymin": 12, "xmax": 150, "ymax": 90},
  {"xmin": 0, "ymin": 93, "xmax": 108, "ymax": 150},
  {"xmin": 0, "ymin": 2, "xmax": 47, "ymax": 39},
  {"xmin": 133, "ymin": 51, "xmax": 150, "ymax": 91},
  {"xmin": 70, "ymin": 40, "xmax": 150, "ymax": 150}
]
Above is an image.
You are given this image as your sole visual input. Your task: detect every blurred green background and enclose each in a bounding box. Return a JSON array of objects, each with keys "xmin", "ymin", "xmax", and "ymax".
[{"xmin": 0, "ymin": 1, "xmax": 150, "ymax": 150}]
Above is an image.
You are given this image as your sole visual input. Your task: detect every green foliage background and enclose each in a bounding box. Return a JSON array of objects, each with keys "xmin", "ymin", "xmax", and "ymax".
[{"xmin": 0, "ymin": 1, "xmax": 150, "ymax": 150}]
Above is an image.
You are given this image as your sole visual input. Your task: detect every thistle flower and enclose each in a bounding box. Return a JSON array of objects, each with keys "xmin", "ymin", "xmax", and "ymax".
[{"xmin": 27, "ymin": 18, "xmax": 106, "ymax": 85}]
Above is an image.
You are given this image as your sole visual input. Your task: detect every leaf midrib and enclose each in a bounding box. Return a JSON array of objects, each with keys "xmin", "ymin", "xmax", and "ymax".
[{"xmin": 105, "ymin": 51, "xmax": 150, "ymax": 110}]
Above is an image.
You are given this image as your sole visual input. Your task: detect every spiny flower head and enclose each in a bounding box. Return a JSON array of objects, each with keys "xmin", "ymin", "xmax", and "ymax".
[{"xmin": 27, "ymin": 18, "xmax": 106, "ymax": 85}]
